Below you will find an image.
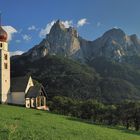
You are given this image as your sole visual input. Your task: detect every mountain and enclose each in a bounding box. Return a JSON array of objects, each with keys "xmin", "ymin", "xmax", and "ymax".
[
  {"xmin": 21, "ymin": 20, "xmax": 140, "ymax": 63},
  {"xmin": 11, "ymin": 20, "xmax": 140, "ymax": 103},
  {"xmin": 24, "ymin": 20, "xmax": 84, "ymax": 62},
  {"xmin": 89, "ymin": 28, "xmax": 140, "ymax": 61},
  {"xmin": 46, "ymin": 20, "xmax": 82, "ymax": 59}
]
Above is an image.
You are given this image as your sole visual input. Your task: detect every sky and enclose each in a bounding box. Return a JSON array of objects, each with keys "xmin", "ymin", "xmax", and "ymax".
[{"xmin": 1, "ymin": 0, "xmax": 140, "ymax": 55}]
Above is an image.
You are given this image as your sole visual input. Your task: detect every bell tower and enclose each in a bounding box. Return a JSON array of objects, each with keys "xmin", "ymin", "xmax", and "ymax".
[{"xmin": 0, "ymin": 14, "xmax": 10, "ymax": 103}]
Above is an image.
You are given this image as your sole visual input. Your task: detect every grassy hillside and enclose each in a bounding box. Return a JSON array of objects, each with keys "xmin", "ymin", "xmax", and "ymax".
[{"xmin": 0, "ymin": 105, "xmax": 140, "ymax": 140}]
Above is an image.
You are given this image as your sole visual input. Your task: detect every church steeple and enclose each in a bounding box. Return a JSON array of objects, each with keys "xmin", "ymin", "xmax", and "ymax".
[{"xmin": 0, "ymin": 13, "xmax": 10, "ymax": 103}]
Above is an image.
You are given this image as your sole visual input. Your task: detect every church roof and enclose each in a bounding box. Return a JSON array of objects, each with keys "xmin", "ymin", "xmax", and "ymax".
[
  {"xmin": 11, "ymin": 76, "xmax": 30, "ymax": 92},
  {"xmin": 26, "ymin": 84, "xmax": 47, "ymax": 98}
]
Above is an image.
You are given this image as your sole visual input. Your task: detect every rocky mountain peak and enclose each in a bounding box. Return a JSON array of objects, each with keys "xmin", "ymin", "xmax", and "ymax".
[
  {"xmin": 49, "ymin": 20, "xmax": 78, "ymax": 38},
  {"xmin": 52, "ymin": 20, "xmax": 66, "ymax": 31},
  {"xmin": 130, "ymin": 34, "xmax": 139, "ymax": 42},
  {"xmin": 89, "ymin": 28, "xmax": 140, "ymax": 61},
  {"xmin": 48, "ymin": 20, "xmax": 66, "ymax": 38},
  {"xmin": 44, "ymin": 20, "xmax": 81, "ymax": 59},
  {"xmin": 22, "ymin": 39, "xmax": 49, "ymax": 61},
  {"xmin": 103, "ymin": 28, "xmax": 125, "ymax": 37},
  {"xmin": 17, "ymin": 20, "xmax": 140, "ymax": 63},
  {"xmin": 102, "ymin": 28, "xmax": 126, "ymax": 43},
  {"xmin": 130, "ymin": 34, "xmax": 137, "ymax": 39}
]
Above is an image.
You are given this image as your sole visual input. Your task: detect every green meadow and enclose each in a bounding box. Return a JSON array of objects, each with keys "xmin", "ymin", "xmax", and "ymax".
[{"xmin": 0, "ymin": 105, "xmax": 140, "ymax": 140}]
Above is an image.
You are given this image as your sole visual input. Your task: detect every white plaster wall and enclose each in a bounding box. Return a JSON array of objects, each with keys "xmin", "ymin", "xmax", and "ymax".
[
  {"xmin": 10, "ymin": 92, "xmax": 25, "ymax": 105},
  {"xmin": 0, "ymin": 41, "xmax": 8, "ymax": 51},
  {"xmin": 0, "ymin": 42, "xmax": 10, "ymax": 103}
]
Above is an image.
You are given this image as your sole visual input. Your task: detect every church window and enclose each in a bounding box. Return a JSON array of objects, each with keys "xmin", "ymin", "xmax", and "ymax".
[
  {"xmin": 4, "ymin": 54, "xmax": 7, "ymax": 60},
  {"xmin": 4, "ymin": 63, "xmax": 8, "ymax": 69}
]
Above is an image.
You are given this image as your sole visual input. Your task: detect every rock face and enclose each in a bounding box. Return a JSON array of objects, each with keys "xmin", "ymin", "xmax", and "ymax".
[
  {"xmin": 23, "ymin": 20, "xmax": 85, "ymax": 62},
  {"xmin": 47, "ymin": 21, "xmax": 79, "ymax": 55},
  {"xmin": 22, "ymin": 20, "xmax": 140, "ymax": 62},
  {"xmin": 89, "ymin": 28, "xmax": 140, "ymax": 61},
  {"xmin": 23, "ymin": 39, "xmax": 49, "ymax": 61}
]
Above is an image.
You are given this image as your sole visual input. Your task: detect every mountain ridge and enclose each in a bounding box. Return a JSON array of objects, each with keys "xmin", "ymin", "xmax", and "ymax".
[{"xmin": 17, "ymin": 20, "xmax": 140, "ymax": 63}]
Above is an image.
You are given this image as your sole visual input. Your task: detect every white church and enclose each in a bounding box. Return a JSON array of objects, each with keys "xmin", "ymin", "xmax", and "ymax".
[{"xmin": 0, "ymin": 24, "xmax": 48, "ymax": 110}]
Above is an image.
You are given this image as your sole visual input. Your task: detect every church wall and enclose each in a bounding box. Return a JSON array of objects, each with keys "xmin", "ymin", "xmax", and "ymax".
[
  {"xmin": 10, "ymin": 92, "xmax": 25, "ymax": 105},
  {"xmin": 0, "ymin": 47, "xmax": 10, "ymax": 103},
  {"xmin": 0, "ymin": 41, "xmax": 8, "ymax": 51}
]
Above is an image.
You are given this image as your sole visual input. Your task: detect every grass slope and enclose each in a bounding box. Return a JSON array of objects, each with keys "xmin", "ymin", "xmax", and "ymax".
[{"xmin": 0, "ymin": 105, "xmax": 140, "ymax": 140}]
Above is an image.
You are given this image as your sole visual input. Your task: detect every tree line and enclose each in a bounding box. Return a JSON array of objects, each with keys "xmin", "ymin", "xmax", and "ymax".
[{"xmin": 47, "ymin": 96, "xmax": 140, "ymax": 131}]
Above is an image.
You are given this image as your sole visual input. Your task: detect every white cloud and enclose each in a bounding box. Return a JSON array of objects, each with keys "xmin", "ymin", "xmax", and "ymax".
[
  {"xmin": 77, "ymin": 18, "xmax": 88, "ymax": 27},
  {"xmin": 15, "ymin": 40, "xmax": 21, "ymax": 43},
  {"xmin": 2, "ymin": 26, "xmax": 17, "ymax": 41},
  {"xmin": 39, "ymin": 20, "xmax": 55, "ymax": 38},
  {"xmin": 10, "ymin": 50, "xmax": 24, "ymax": 57},
  {"xmin": 39, "ymin": 20, "xmax": 73, "ymax": 38},
  {"xmin": 28, "ymin": 25, "xmax": 38, "ymax": 31},
  {"xmin": 113, "ymin": 26, "xmax": 119, "ymax": 29},
  {"xmin": 22, "ymin": 34, "xmax": 32, "ymax": 41},
  {"xmin": 61, "ymin": 20, "xmax": 73, "ymax": 28}
]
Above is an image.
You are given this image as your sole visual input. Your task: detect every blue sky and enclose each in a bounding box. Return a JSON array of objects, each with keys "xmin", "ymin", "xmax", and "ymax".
[{"xmin": 0, "ymin": 0, "xmax": 140, "ymax": 54}]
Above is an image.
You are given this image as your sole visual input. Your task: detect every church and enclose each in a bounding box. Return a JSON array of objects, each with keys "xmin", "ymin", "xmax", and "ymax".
[{"xmin": 0, "ymin": 24, "xmax": 48, "ymax": 110}]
